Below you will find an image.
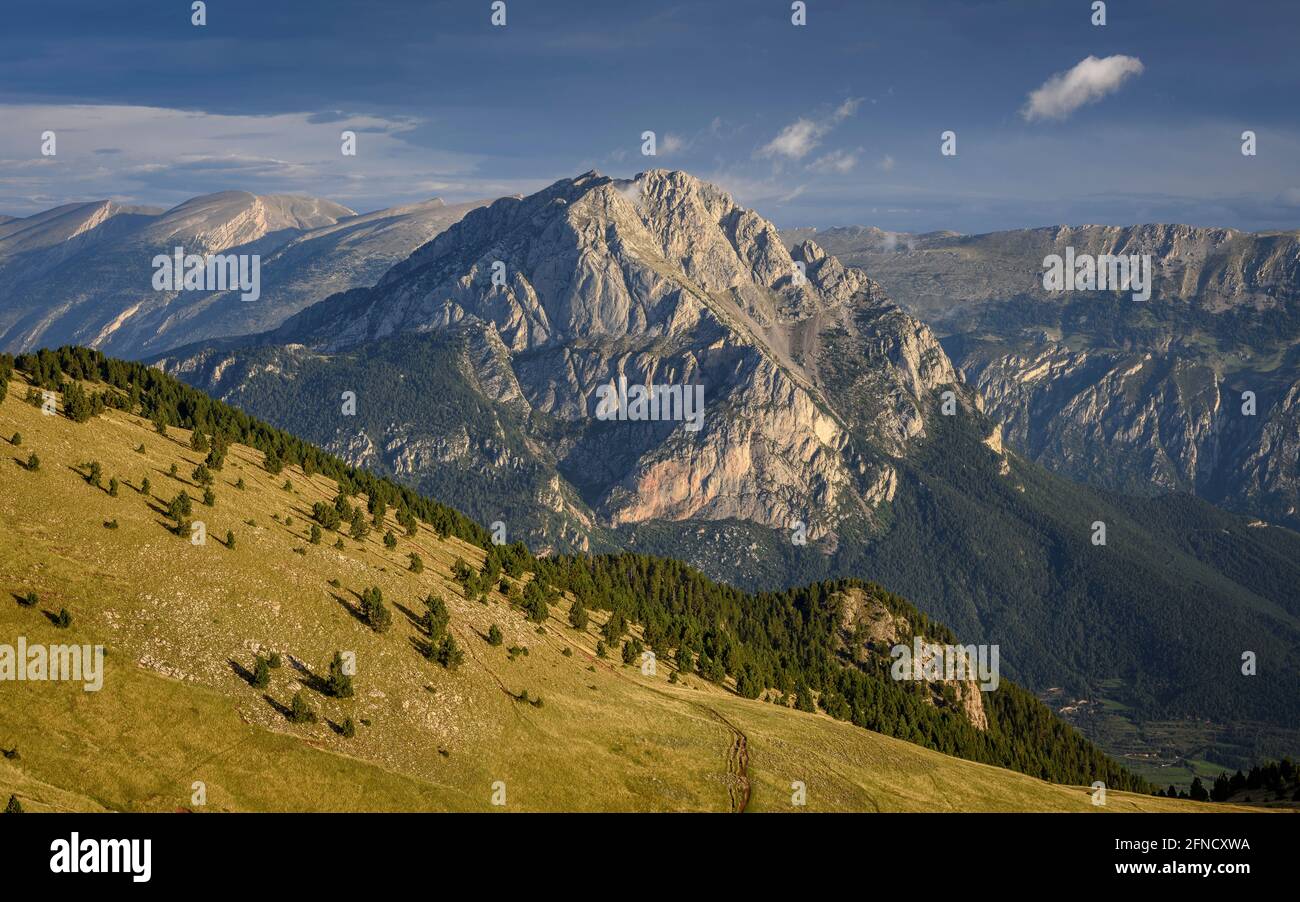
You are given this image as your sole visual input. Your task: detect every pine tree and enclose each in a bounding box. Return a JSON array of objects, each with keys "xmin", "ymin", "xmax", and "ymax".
[
  {"xmin": 10, "ymin": 433, "xmax": 20, "ymax": 446},
  {"xmin": 288, "ymin": 691, "xmax": 317, "ymax": 724},
  {"xmin": 383, "ymin": 529, "xmax": 397, "ymax": 549},
  {"xmin": 568, "ymin": 602, "xmax": 589, "ymax": 631},
  {"xmin": 326, "ymin": 651, "xmax": 354, "ymax": 698},
  {"xmin": 4, "ymin": 794, "xmax": 21, "ymax": 814},
  {"xmin": 310, "ymin": 523, "xmax": 322, "ymax": 544},
  {"xmin": 225, "ymin": 530, "xmax": 235, "ymax": 549},
  {"xmin": 341, "ymin": 716, "xmax": 356, "ymax": 739},
  {"xmin": 488, "ymin": 624, "xmax": 504, "ymax": 646},
  {"xmin": 251, "ymin": 655, "xmax": 271, "ymax": 689},
  {"xmin": 423, "ymin": 595, "xmax": 450, "ymax": 640},
  {"xmin": 25, "ymin": 452, "xmax": 38, "ymax": 471},
  {"xmin": 53, "ymin": 608, "xmax": 72, "ymax": 629},
  {"xmin": 203, "ymin": 487, "xmax": 215, "ymax": 507},
  {"xmin": 108, "ymin": 477, "xmax": 119, "ymax": 497},
  {"xmin": 190, "ymin": 431, "xmax": 209, "ymax": 453},
  {"xmin": 408, "ymin": 552, "xmax": 424, "ymax": 574},
  {"xmin": 435, "ymin": 634, "xmax": 465, "ymax": 670},
  {"xmin": 359, "ymin": 586, "xmax": 392, "ymax": 633},
  {"xmin": 676, "ymin": 646, "xmax": 693, "ymax": 674},
  {"xmin": 349, "ymin": 508, "xmax": 368, "ymax": 540},
  {"xmin": 18, "ymin": 592, "xmax": 37, "ymax": 608},
  {"xmin": 140, "ymin": 476, "xmax": 151, "ymax": 495}
]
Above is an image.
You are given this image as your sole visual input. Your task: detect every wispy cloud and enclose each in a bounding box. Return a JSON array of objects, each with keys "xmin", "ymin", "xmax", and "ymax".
[
  {"xmin": 810, "ymin": 148, "xmax": 860, "ymax": 173},
  {"xmin": 757, "ymin": 98, "xmax": 862, "ymax": 161},
  {"xmin": 0, "ymin": 104, "xmax": 494, "ymax": 215},
  {"xmin": 1021, "ymin": 55, "xmax": 1144, "ymax": 122}
]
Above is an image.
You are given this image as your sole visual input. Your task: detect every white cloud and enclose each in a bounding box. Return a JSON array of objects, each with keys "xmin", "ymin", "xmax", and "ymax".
[
  {"xmin": 810, "ymin": 148, "xmax": 859, "ymax": 173},
  {"xmin": 877, "ymin": 154, "xmax": 895, "ymax": 172},
  {"xmin": 660, "ymin": 132, "xmax": 687, "ymax": 155},
  {"xmin": 0, "ymin": 103, "xmax": 493, "ymax": 215},
  {"xmin": 757, "ymin": 97, "xmax": 863, "ymax": 160},
  {"xmin": 1021, "ymin": 55, "xmax": 1144, "ymax": 122}
]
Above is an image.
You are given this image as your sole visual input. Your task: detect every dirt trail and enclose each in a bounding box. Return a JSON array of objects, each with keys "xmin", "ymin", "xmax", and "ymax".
[
  {"xmin": 698, "ymin": 704, "xmax": 750, "ymax": 813},
  {"xmin": 536, "ymin": 617, "xmax": 751, "ymax": 812}
]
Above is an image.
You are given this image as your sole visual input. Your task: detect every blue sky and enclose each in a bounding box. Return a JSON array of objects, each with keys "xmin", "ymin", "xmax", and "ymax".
[{"xmin": 1, "ymin": 0, "xmax": 1296, "ymax": 233}]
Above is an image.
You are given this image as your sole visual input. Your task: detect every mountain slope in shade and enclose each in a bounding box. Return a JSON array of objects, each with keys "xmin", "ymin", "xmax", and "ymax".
[
  {"xmin": 0, "ymin": 192, "xmax": 490, "ymax": 359},
  {"xmin": 155, "ymin": 171, "xmax": 1300, "ymax": 775},
  {"xmin": 785, "ymin": 224, "xmax": 1300, "ymax": 531}
]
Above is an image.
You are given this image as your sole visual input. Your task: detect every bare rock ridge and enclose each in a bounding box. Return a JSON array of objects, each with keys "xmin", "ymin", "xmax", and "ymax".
[{"xmin": 232, "ymin": 169, "xmax": 966, "ymax": 543}]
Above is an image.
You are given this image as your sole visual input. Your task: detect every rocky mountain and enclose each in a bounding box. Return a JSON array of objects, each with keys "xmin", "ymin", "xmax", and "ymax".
[
  {"xmin": 785, "ymin": 224, "xmax": 1300, "ymax": 530},
  {"xmin": 0, "ymin": 192, "xmax": 489, "ymax": 358},
  {"xmin": 154, "ymin": 171, "xmax": 1300, "ymax": 775},
  {"xmin": 164, "ymin": 169, "xmax": 963, "ymax": 551}
]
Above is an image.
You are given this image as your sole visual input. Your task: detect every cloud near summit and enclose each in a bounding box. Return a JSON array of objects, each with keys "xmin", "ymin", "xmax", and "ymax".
[{"xmin": 1021, "ymin": 55, "xmax": 1144, "ymax": 121}]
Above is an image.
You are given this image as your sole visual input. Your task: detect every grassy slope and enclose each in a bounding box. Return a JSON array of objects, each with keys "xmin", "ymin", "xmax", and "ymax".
[{"xmin": 0, "ymin": 378, "xmax": 1246, "ymax": 813}]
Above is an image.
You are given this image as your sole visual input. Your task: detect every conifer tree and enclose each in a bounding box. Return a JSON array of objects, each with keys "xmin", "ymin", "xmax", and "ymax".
[
  {"xmin": 435, "ymin": 634, "xmax": 464, "ymax": 670},
  {"xmin": 326, "ymin": 651, "xmax": 354, "ymax": 698},
  {"xmin": 288, "ymin": 691, "xmax": 316, "ymax": 724},
  {"xmin": 251, "ymin": 655, "xmax": 271, "ymax": 689},
  {"xmin": 568, "ymin": 602, "xmax": 589, "ymax": 631}
]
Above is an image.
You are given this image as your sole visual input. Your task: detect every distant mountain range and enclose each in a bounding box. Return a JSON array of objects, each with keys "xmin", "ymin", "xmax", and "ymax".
[
  {"xmin": 4, "ymin": 173, "xmax": 1298, "ymax": 776},
  {"xmin": 0, "ymin": 191, "xmax": 490, "ymax": 357},
  {"xmin": 781, "ymin": 224, "xmax": 1300, "ymax": 531}
]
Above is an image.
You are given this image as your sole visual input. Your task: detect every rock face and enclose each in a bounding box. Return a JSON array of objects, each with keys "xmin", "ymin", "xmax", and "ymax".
[
  {"xmin": 787, "ymin": 223, "xmax": 1300, "ymax": 529},
  {"xmin": 152, "ymin": 172, "xmax": 1300, "ymax": 756},
  {"xmin": 0, "ymin": 192, "xmax": 489, "ymax": 358},
  {"xmin": 837, "ymin": 586, "xmax": 988, "ymax": 731},
  {"xmin": 226, "ymin": 170, "xmax": 965, "ymax": 545}
]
